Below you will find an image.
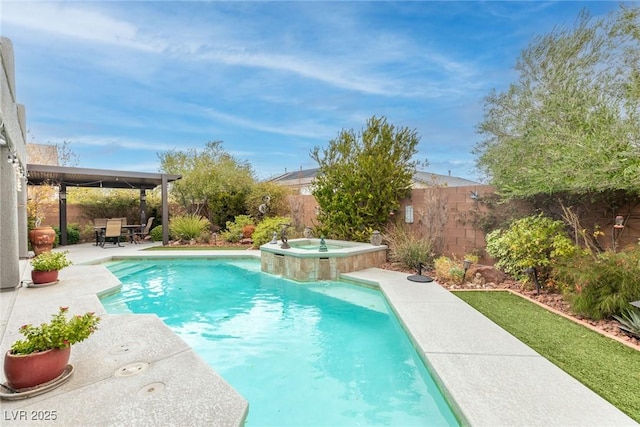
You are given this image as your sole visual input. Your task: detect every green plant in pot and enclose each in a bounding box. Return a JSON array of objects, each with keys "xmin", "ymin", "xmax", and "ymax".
[
  {"xmin": 30, "ymin": 251, "xmax": 72, "ymax": 285},
  {"xmin": 4, "ymin": 306, "xmax": 100, "ymax": 390}
]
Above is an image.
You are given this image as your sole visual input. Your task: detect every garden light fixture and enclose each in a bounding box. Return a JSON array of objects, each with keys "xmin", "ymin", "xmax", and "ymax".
[
  {"xmin": 525, "ymin": 267, "xmax": 541, "ymax": 295},
  {"xmin": 462, "ymin": 259, "xmax": 472, "ymax": 282}
]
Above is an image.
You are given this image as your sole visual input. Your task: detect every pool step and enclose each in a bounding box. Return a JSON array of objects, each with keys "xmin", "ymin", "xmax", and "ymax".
[
  {"xmin": 306, "ymin": 284, "xmax": 388, "ymax": 313},
  {"xmin": 106, "ymin": 262, "xmax": 158, "ymax": 279}
]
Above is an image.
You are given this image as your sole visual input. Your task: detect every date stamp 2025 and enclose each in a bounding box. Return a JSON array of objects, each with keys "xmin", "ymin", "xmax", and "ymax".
[{"xmin": 3, "ymin": 410, "xmax": 58, "ymax": 422}]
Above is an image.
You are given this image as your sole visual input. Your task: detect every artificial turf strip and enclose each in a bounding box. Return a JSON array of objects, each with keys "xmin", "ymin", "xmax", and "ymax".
[
  {"xmin": 142, "ymin": 245, "xmax": 250, "ymax": 251},
  {"xmin": 453, "ymin": 291, "xmax": 640, "ymax": 423}
]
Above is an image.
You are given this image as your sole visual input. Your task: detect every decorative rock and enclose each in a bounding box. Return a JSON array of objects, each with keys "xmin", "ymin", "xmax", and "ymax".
[
  {"xmin": 467, "ymin": 265, "xmax": 506, "ymax": 284},
  {"xmin": 472, "ymin": 272, "xmax": 485, "ymax": 286}
]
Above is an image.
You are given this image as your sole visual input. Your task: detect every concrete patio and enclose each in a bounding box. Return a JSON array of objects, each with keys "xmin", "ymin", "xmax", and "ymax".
[{"xmin": 0, "ymin": 242, "xmax": 636, "ymax": 426}]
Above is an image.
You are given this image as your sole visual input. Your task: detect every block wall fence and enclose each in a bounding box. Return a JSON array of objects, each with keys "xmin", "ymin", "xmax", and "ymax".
[
  {"xmin": 39, "ymin": 185, "xmax": 639, "ymax": 264},
  {"xmin": 285, "ymin": 185, "xmax": 640, "ymax": 264}
]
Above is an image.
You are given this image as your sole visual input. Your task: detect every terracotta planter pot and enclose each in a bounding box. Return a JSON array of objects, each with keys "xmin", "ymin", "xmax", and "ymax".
[
  {"xmin": 29, "ymin": 227, "xmax": 56, "ymax": 256},
  {"xmin": 4, "ymin": 346, "xmax": 71, "ymax": 390},
  {"xmin": 31, "ymin": 270, "xmax": 59, "ymax": 285}
]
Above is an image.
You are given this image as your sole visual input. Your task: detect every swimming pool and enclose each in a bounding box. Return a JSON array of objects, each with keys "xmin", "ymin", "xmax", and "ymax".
[{"xmin": 101, "ymin": 258, "xmax": 459, "ymax": 426}]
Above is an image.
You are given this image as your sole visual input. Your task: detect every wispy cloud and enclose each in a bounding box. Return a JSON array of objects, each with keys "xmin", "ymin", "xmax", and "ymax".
[
  {"xmin": 64, "ymin": 135, "xmax": 178, "ymax": 152},
  {"xmin": 4, "ymin": 2, "xmax": 475, "ymax": 98},
  {"xmin": 2, "ymin": 1, "xmax": 620, "ymax": 181},
  {"xmin": 3, "ymin": 2, "xmax": 164, "ymax": 52},
  {"xmin": 201, "ymin": 107, "xmax": 333, "ymax": 140}
]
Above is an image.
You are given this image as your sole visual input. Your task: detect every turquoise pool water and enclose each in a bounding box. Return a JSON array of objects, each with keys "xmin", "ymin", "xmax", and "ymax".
[{"xmin": 101, "ymin": 258, "xmax": 459, "ymax": 426}]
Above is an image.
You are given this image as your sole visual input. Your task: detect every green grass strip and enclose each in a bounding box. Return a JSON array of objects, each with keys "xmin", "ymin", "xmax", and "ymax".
[
  {"xmin": 142, "ymin": 245, "xmax": 250, "ymax": 251},
  {"xmin": 453, "ymin": 291, "xmax": 640, "ymax": 422}
]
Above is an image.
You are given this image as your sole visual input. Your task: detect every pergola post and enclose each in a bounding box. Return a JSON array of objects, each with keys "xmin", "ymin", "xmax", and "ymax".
[
  {"xmin": 59, "ymin": 184, "xmax": 67, "ymax": 246},
  {"xmin": 140, "ymin": 189, "xmax": 147, "ymax": 227},
  {"xmin": 162, "ymin": 174, "xmax": 169, "ymax": 245}
]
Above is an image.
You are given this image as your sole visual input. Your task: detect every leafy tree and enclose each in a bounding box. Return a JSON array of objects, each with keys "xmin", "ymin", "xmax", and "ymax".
[
  {"xmin": 245, "ymin": 181, "xmax": 293, "ymax": 219},
  {"xmin": 158, "ymin": 141, "xmax": 255, "ymax": 228},
  {"xmin": 474, "ymin": 6, "xmax": 640, "ymax": 198},
  {"xmin": 310, "ymin": 116, "xmax": 420, "ymax": 242}
]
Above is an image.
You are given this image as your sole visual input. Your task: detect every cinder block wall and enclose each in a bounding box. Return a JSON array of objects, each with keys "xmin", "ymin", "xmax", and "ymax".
[
  {"xmin": 38, "ymin": 187, "xmax": 639, "ymax": 261},
  {"xmin": 286, "ymin": 186, "xmax": 639, "ymax": 264}
]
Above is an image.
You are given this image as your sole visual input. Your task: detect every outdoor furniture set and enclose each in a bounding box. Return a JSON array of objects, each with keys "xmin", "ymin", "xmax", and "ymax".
[{"xmin": 93, "ymin": 217, "xmax": 154, "ymax": 248}]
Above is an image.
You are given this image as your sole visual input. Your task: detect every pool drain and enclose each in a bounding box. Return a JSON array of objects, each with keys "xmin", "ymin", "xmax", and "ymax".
[
  {"xmin": 109, "ymin": 341, "xmax": 142, "ymax": 355},
  {"xmin": 137, "ymin": 382, "xmax": 165, "ymax": 397},
  {"xmin": 114, "ymin": 362, "xmax": 149, "ymax": 378}
]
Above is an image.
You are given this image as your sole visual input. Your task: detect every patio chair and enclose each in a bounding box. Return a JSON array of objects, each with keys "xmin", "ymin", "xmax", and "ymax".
[
  {"xmin": 134, "ymin": 217, "xmax": 155, "ymax": 242},
  {"xmin": 94, "ymin": 218, "xmax": 108, "ymax": 227},
  {"xmin": 114, "ymin": 217, "xmax": 131, "ymax": 241},
  {"xmin": 100, "ymin": 219, "xmax": 124, "ymax": 248},
  {"xmin": 93, "ymin": 218, "xmax": 108, "ymax": 245}
]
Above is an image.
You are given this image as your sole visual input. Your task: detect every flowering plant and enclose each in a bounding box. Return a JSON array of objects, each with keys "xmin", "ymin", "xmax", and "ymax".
[
  {"xmin": 9, "ymin": 307, "xmax": 101, "ymax": 355},
  {"xmin": 30, "ymin": 251, "xmax": 72, "ymax": 272}
]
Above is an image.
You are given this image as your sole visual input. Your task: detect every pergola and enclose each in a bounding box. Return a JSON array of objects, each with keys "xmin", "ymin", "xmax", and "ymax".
[{"xmin": 27, "ymin": 164, "xmax": 181, "ymax": 245}]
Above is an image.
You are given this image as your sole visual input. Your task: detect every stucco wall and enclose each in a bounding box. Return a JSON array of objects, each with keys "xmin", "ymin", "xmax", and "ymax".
[{"xmin": 1, "ymin": 37, "xmax": 29, "ymax": 290}]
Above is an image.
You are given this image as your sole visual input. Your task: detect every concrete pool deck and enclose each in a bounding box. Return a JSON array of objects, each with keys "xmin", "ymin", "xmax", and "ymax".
[{"xmin": 0, "ymin": 243, "xmax": 636, "ymax": 426}]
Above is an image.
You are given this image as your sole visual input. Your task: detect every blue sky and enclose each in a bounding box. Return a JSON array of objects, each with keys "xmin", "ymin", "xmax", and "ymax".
[{"xmin": 1, "ymin": 1, "xmax": 623, "ymax": 181}]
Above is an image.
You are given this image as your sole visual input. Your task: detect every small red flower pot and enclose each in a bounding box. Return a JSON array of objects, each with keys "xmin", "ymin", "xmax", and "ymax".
[
  {"xmin": 4, "ymin": 346, "xmax": 70, "ymax": 390},
  {"xmin": 31, "ymin": 270, "xmax": 59, "ymax": 285}
]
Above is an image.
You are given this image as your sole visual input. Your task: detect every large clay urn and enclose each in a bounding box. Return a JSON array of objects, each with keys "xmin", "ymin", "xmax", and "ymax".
[
  {"xmin": 4, "ymin": 346, "xmax": 70, "ymax": 390},
  {"xmin": 29, "ymin": 226, "xmax": 56, "ymax": 256}
]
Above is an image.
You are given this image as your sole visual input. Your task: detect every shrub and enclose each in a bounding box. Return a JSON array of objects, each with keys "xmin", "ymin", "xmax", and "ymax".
[
  {"xmin": 169, "ymin": 214, "xmax": 210, "ymax": 242},
  {"xmin": 221, "ymin": 215, "xmax": 254, "ymax": 243},
  {"xmin": 80, "ymin": 224, "xmax": 99, "ymax": 243},
  {"xmin": 149, "ymin": 225, "xmax": 164, "ymax": 242},
  {"xmin": 485, "ymin": 214, "xmax": 578, "ymax": 282},
  {"xmin": 243, "ymin": 224, "xmax": 256, "ymax": 239},
  {"xmin": 53, "ymin": 224, "xmax": 81, "ymax": 245},
  {"xmin": 434, "ymin": 256, "xmax": 464, "ymax": 283},
  {"xmin": 555, "ymin": 245, "xmax": 640, "ymax": 320},
  {"xmin": 384, "ymin": 224, "xmax": 432, "ymax": 270},
  {"xmin": 252, "ymin": 216, "xmax": 292, "ymax": 247}
]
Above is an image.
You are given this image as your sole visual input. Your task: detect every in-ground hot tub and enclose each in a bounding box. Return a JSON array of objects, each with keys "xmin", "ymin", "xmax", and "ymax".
[{"xmin": 260, "ymin": 238, "xmax": 387, "ymax": 281}]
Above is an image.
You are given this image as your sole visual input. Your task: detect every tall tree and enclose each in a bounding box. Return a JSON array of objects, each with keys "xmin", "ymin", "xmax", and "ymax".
[
  {"xmin": 311, "ymin": 116, "xmax": 421, "ymax": 241},
  {"xmin": 474, "ymin": 5, "xmax": 640, "ymax": 199},
  {"xmin": 158, "ymin": 141, "xmax": 255, "ymax": 227}
]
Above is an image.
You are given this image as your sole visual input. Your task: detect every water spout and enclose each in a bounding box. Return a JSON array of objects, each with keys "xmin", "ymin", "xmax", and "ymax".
[
  {"xmin": 280, "ymin": 223, "xmax": 291, "ymax": 249},
  {"xmin": 319, "ymin": 236, "xmax": 328, "ymax": 252}
]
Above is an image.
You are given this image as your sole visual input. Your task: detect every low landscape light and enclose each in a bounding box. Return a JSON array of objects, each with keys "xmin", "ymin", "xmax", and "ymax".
[
  {"xmin": 462, "ymin": 259, "xmax": 472, "ymax": 282},
  {"xmin": 524, "ymin": 267, "xmax": 541, "ymax": 295}
]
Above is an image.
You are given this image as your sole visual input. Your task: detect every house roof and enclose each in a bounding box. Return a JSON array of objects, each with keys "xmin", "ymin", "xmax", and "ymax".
[
  {"xmin": 269, "ymin": 168, "xmax": 480, "ymax": 187},
  {"xmin": 269, "ymin": 168, "xmax": 320, "ymax": 182},
  {"xmin": 412, "ymin": 171, "xmax": 480, "ymax": 187},
  {"xmin": 27, "ymin": 164, "xmax": 181, "ymax": 190}
]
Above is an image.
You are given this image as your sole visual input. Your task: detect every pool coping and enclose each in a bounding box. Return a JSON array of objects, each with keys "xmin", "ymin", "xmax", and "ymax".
[
  {"xmin": 342, "ymin": 268, "xmax": 637, "ymax": 427},
  {"xmin": 1, "ymin": 243, "xmax": 636, "ymax": 426}
]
